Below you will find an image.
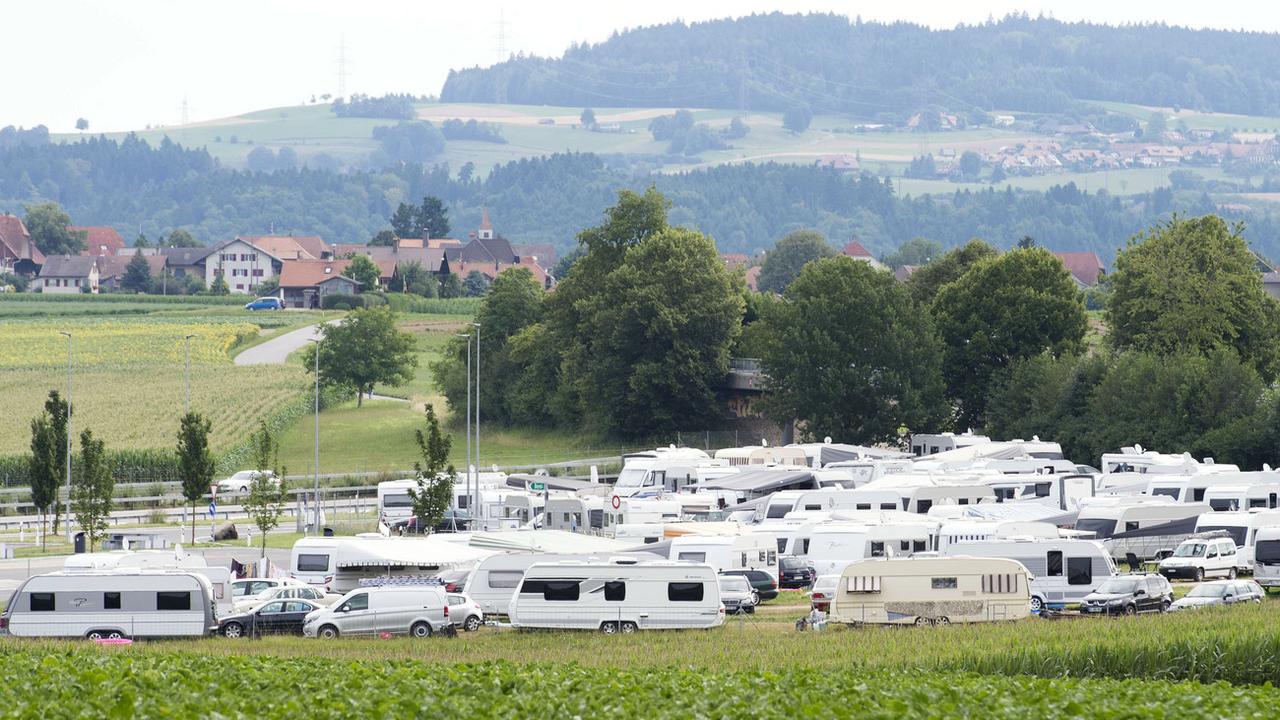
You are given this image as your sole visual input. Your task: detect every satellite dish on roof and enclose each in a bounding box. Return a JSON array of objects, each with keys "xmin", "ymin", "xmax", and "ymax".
[{"xmin": 1134, "ymin": 444, "xmax": 1144, "ymax": 454}]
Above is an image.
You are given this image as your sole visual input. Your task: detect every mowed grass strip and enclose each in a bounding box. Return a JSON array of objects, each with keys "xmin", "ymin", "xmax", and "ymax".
[{"xmin": 0, "ymin": 647, "xmax": 1275, "ymax": 720}]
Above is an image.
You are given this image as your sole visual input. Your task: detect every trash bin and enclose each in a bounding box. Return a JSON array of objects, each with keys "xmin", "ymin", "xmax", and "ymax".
[
  {"xmin": 73, "ymin": 532, "xmax": 86, "ymax": 554},
  {"xmin": 322, "ymin": 527, "xmax": 334, "ymax": 537}
]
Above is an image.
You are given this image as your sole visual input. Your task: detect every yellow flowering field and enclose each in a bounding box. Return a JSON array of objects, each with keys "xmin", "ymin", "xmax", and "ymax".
[{"xmin": 0, "ymin": 316, "xmax": 309, "ymax": 454}]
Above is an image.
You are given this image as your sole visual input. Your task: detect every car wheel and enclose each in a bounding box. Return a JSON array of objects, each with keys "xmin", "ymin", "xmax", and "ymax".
[
  {"xmin": 1161, "ymin": 600, "xmax": 1171, "ymax": 613},
  {"xmin": 750, "ymin": 591, "xmax": 760, "ymax": 606},
  {"xmin": 463, "ymin": 615, "xmax": 481, "ymax": 632},
  {"xmin": 620, "ymin": 621, "xmax": 638, "ymax": 634},
  {"xmin": 1228, "ymin": 568, "xmax": 1238, "ymax": 580},
  {"xmin": 319, "ymin": 625, "xmax": 339, "ymax": 639},
  {"xmin": 1124, "ymin": 604, "xmax": 1137, "ymax": 616},
  {"xmin": 600, "ymin": 622, "xmax": 618, "ymax": 634},
  {"xmin": 1029, "ymin": 596, "xmax": 1044, "ymax": 613},
  {"xmin": 222, "ymin": 622, "xmax": 243, "ymax": 639},
  {"xmin": 410, "ymin": 622, "xmax": 432, "ymax": 638},
  {"xmin": 238, "ymin": 485, "xmax": 248, "ymax": 493},
  {"xmin": 1194, "ymin": 568, "xmax": 1205, "ymax": 582}
]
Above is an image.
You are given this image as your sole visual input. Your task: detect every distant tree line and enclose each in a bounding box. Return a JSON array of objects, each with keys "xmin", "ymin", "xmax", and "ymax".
[
  {"xmin": 331, "ymin": 93, "xmax": 417, "ymax": 120},
  {"xmin": 441, "ymin": 13, "xmax": 1280, "ymax": 117},
  {"xmin": 440, "ymin": 119, "xmax": 506, "ymax": 144}
]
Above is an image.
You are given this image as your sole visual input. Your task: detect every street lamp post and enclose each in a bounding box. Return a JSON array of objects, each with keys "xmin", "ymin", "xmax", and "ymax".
[
  {"xmin": 455, "ymin": 333, "xmax": 472, "ymax": 524},
  {"xmin": 58, "ymin": 331, "xmax": 72, "ymax": 542},
  {"xmin": 472, "ymin": 322, "xmax": 481, "ymax": 497},
  {"xmin": 307, "ymin": 338, "xmax": 321, "ymax": 535},
  {"xmin": 183, "ymin": 334, "xmax": 198, "ymax": 414}
]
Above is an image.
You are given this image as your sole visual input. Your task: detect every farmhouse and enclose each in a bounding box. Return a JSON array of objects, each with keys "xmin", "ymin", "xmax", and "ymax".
[
  {"xmin": 277, "ymin": 259, "xmax": 358, "ymax": 308},
  {"xmin": 841, "ymin": 240, "xmax": 886, "ymax": 270},
  {"xmin": 36, "ymin": 255, "xmax": 99, "ymax": 294},
  {"xmin": 0, "ymin": 214, "xmax": 43, "ymax": 277},
  {"xmin": 1051, "ymin": 251, "xmax": 1106, "ymax": 288},
  {"xmin": 200, "ymin": 235, "xmax": 321, "ymax": 294},
  {"xmin": 72, "ymin": 226, "xmax": 126, "ymax": 256}
]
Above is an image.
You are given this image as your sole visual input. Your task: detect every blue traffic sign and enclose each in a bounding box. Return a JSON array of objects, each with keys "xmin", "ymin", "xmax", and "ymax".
[{"xmin": 208, "ymin": 501, "xmax": 217, "ymax": 518}]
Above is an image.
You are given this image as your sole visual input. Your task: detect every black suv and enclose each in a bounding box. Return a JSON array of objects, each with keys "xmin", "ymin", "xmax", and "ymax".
[
  {"xmin": 719, "ymin": 569, "xmax": 779, "ymax": 601},
  {"xmin": 778, "ymin": 557, "xmax": 816, "ymax": 589},
  {"xmin": 1079, "ymin": 574, "xmax": 1173, "ymax": 615}
]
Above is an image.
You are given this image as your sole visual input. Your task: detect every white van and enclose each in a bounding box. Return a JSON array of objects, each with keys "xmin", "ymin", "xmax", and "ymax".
[
  {"xmin": 508, "ymin": 559, "xmax": 724, "ymax": 632},
  {"xmin": 942, "ymin": 537, "xmax": 1117, "ymax": 612},
  {"xmin": 302, "ymin": 585, "xmax": 450, "ymax": 639},
  {"xmin": 831, "ymin": 556, "xmax": 1030, "ymax": 626},
  {"xmin": 2, "ymin": 570, "xmax": 217, "ymax": 639},
  {"xmin": 1252, "ymin": 526, "xmax": 1280, "ymax": 591},
  {"xmin": 1193, "ymin": 510, "xmax": 1280, "ymax": 567},
  {"xmin": 1157, "ymin": 535, "xmax": 1239, "ymax": 582}
]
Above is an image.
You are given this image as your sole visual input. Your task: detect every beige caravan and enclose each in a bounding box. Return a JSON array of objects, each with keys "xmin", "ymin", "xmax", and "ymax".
[{"xmin": 830, "ymin": 556, "xmax": 1030, "ymax": 626}]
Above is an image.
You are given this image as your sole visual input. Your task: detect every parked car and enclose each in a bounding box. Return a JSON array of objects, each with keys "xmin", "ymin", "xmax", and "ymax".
[
  {"xmin": 1079, "ymin": 574, "xmax": 1173, "ymax": 615},
  {"xmin": 1158, "ymin": 537, "xmax": 1239, "ymax": 582},
  {"xmin": 245, "ymin": 297, "xmax": 283, "ymax": 311},
  {"xmin": 434, "ymin": 569, "xmax": 471, "ymax": 594},
  {"xmin": 216, "ymin": 470, "xmax": 280, "ymax": 495},
  {"xmin": 234, "ymin": 583, "xmax": 341, "ymax": 612},
  {"xmin": 778, "ymin": 557, "xmax": 816, "ymax": 589},
  {"xmin": 446, "ymin": 593, "xmax": 484, "ymax": 631},
  {"xmin": 808, "ymin": 574, "xmax": 839, "ymax": 613},
  {"xmin": 391, "ymin": 510, "xmax": 471, "ymax": 534},
  {"xmin": 231, "ymin": 577, "xmax": 305, "ymax": 600},
  {"xmin": 1170, "ymin": 580, "xmax": 1265, "ymax": 611},
  {"xmin": 717, "ymin": 574, "xmax": 759, "ymax": 614},
  {"xmin": 220, "ymin": 599, "xmax": 324, "ymax": 638},
  {"xmin": 719, "ymin": 569, "xmax": 778, "ymax": 601},
  {"xmin": 303, "ymin": 585, "xmax": 451, "ymax": 639}
]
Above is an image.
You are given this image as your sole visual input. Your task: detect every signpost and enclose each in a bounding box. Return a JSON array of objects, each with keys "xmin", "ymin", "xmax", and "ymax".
[{"xmin": 529, "ymin": 482, "xmax": 546, "ymax": 491}]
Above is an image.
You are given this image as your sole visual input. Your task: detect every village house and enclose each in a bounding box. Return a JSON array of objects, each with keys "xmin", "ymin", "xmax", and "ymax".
[
  {"xmin": 840, "ymin": 240, "xmax": 886, "ymax": 270},
  {"xmin": 72, "ymin": 226, "xmax": 126, "ymax": 257},
  {"xmin": 158, "ymin": 246, "xmax": 207, "ymax": 280},
  {"xmin": 96, "ymin": 254, "xmax": 168, "ymax": 292},
  {"xmin": 0, "ymin": 214, "xmax": 43, "ymax": 277},
  {"xmin": 277, "ymin": 259, "xmax": 358, "ymax": 308},
  {"xmin": 199, "ymin": 235, "xmax": 321, "ymax": 294},
  {"xmin": 36, "ymin": 255, "xmax": 99, "ymax": 294},
  {"xmin": 1051, "ymin": 251, "xmax": 1106, "ymax": 288}
]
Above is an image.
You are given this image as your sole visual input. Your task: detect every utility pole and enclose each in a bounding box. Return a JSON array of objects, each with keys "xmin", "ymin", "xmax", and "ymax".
[
  {"xmin": 59, "ymin": 332, "xmax": 72, "ymax": 542},
  {"xmin": 184, "ymin": 334, "xmax": 197, "ymax": 414},
  {"xmin": 336, "ymin": 35, "xmax": 348, "ymax": 99},
  {"xmin": 308, "ymin": 337, "xmax": 321, "ymax": 534},
  {"xmin": 495, "ymin": 7, "xmax": 507, "ymax": 62},
  {"xmin": 457, "ymin": 333, "xmax": 473, "ymax": 526},
  {"xmin": 472, "ymin": 322, "xmax": 481, "ymax": 485}
]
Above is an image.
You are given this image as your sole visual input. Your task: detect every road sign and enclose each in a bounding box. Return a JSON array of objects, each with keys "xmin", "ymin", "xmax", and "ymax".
[
  {"xmin": 529, "ymin": 482, "xmax": 546, "ymax": 491},
  {"xmin": 611, "ymin": 495, "xmax": 621, "ymax": 509},
  {"xmin": 207, "ymin": 501, "xmax": 217, "ymax": 518}
]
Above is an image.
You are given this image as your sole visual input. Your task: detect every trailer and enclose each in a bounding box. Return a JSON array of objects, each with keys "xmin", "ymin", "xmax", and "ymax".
[
  {"xmin": 2, "ymin": 570, "xmax": 217, "ymax": 639},
  {"xmin": 831, "ymin": 556, "xmax": 1030, "ymax": 626}
]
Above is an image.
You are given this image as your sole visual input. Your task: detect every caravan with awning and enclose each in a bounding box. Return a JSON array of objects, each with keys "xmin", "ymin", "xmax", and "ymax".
[{"xmin": 289, "ymin": 536, "xmax": 495, "ymax": 593}]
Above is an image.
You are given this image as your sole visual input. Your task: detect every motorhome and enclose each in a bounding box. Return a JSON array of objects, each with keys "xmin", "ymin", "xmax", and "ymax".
[
  {"xmin": 695, "ymin": 469, "xmax": 821, "ymax": 507},
  {"xmin": 289, "ymin": 536, "xmax": 494, "ymax": 593},
  {"xmin": 2, "ymin": 570, "xmax": 217, "ymax": 639},
  {"xmin": 1193, "ymin": 510, "xmax": 1280, "ymax": 567},
  {"xmin": 499, "ymin": 491, "xmax": 546, "ymax": 527},
  {"xmin": 830, "ymin": 556, "xmax": 1031, "ymax": 625},
  {"xmin": 613, "ymin": 453, "xmax": 727, "ymax": 499},
  {"xmin": 1252, "ymin": 526, "xmax": 1280, "ymax": 591},
  {"xmin": 62, "ymin": 550, "xmax": 233, "ymax": 617},
  {"xmin": 507, "ymin": 559, "xmax": 724, "ymax": 632},
  {"xmin": 822, "ymin": 459, "xmax": 915, "ymax": 488},
  {"xmin": 667, "ymin": 533, "xmax": 778, "ymax": 576},
  {"xmin": 1100, "ymin": 447, "xmax": 1238, "ymax": 476},
  {"xmin": 544, "ymin": 496, "xmax": 605, "ymax": 534},
  {"xmin": 910, "ymin": 432, "xmax": 990, "ymax": 457},
  {"xmin": 942, "ymin": 537, "xmax": 1117, "ymax": 612}
]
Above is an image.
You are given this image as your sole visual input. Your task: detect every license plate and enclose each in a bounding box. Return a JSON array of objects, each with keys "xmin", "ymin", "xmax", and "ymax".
[{"xmin": 1085, "ymin": 606, "xmax": 1102, "ymax": 613}]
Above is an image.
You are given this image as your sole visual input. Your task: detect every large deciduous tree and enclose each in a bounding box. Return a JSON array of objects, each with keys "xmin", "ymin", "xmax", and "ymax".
[
  {"xmin": 932, "ymin": 247, "xmax": 1088, "ymax": 428},
  {"xmin": 303, "ymin": 306, "xmax": 417, "ymax": 407},
  {"xmin": 1107, "ymin": 214, "xmax": 1280, "ymax": 378},
  {"xmin": 23, "ymin": 203, "xmax": 86, "ymax": 256},
  {"xmin": 176, "ymin": 412, "xmax": 216, "ymax": 545},
  {"xmin": 71, "ymin": 429, "xmax": 113, "ymax": 552},
  {"xmin": 164, "ymin": 229, "xmax": 202, "ymax": 248},
  {"xmin": 756, "ymin": 230, "xmax": 836, "ymax": 294},
  {"xmin": 759, "ymin": 256, "xmax": 948, "ymax": 443},
  {"xmin": 905, "ymin": 238, "xmax": 997, "ymax": 307},
  {"xmin": 341, "ymin": 254, "xmax": 382, "ymax": 290}
]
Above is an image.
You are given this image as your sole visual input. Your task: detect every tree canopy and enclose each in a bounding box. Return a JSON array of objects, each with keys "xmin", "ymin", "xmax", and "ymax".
[
  {"xmin": 906, "ymin": 239, "xmax": 998, "ymax": 307},
  {"xmin": 756, "ymin": 230, "xmax": 836, "ymax": 294},
  {"xmin": 304, "ymin": 307, "xmax": 417, "ymax": 407},
  {"xmin": 341, "ymin": 254, "xmax": 382, "ymax": 289},
  {"xmin": 23, "ymin": 202, "xmax": 85, "ymax": 255}
]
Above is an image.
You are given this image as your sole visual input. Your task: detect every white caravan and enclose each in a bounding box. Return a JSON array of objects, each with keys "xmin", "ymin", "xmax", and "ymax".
[
  {"xmin": 1193, "ymin": 510, "xmax": 1280, "ymax": 567},
  {"xmin": 935, "ymin": 521, "xmax": 1062, "ymax": 553},
  {"xmin": 2, "ymin": 570, "xmax": 217, "ymax": 639},
  {"xmin": 831, "ymin": 556, "xmax": 1031, "ymax": 625},
  {"xmin": 804, "ymin": 521, "xmax": 935, "ymax": 576},
  {"xmin": 614, "ymin": 453, "xmax": 726, "ymax": 499},
  {"xmin": 667, "ymin": 533, "xmax": 778, "ymax": 576},
  {"xmin": 289, "ymin": 535, "xmax": 493, "ymax": 593},
  {"xmin": 714, "ymin": 445, "xmax": 808, "ymax": 467},
  {"xmin": 910, "ymin": 432, "xmax": 990, "ymax": 456},
  {"xmin": 601, "ymin": 499, "xmax": 684, "ymax": 534},
  {"xmin": 62, "ymin": 550, "xmax": 233, "ymax": 617},
  {"xmin": 544, "ymin": 496, "xmax": 605, "ymax": 534},
  {"xmin": 508, "ymin": 559, "xmax": 724, "ymax": 632},
  {"xmin": 1100, "ymin": 447, "xmax": 1238, "ymax": 476},
  {"xmin": 1075, "ymin": 500, "xmax": 1212, "ymax": 539},
  {"xmin": 465, "ymin": 553, "xmax": 600, "ymax": 616},
  {"xmin": 1252, "ymin": 526, "xmax": 1280, "ymax": 591},
  {"xmin": 376, "ymin": 479, "xmax": 418, "ymax": 525},
  {"xmin": 823, "ymin": 459, "xmax": 915, "ymax": 488},
  {"xmin": 942, "ymin": 537, "xmax": 1117, "ymax": 612}
]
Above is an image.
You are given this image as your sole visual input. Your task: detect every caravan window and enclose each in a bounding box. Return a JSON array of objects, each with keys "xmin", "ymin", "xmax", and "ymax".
[
  {"xmin": 104, "ymin": 592, "xmax": 121, "ymax": 610},
  {"xmin": 604, "ymin": 581, "xmax": 626, "ymax": 601},
  {"xmin": 1209, "ymin": 499, "xmax": 1237, "ymax": 512},
  {"xmin": 931, "ymin": 577, "xmax": 958, "ymax": 590},
  {"xmin": 1066, "ymin": 557, "xmax": 1092, "ymax": 585},
  {"xmin": 914, "ymin": 540, "xmax": 928, "ymax": 552},
  {"xmin": 488, "ymin": 571, "xmax": 522, "ymax": 589},
  {"xmin": 520, "ymin": 580, "xmax": 548, "ymax": 594},
  {"xmin": 296, "ymin": 554, "xmax": 330, "ymax": 572},
  {"xmin": 900, "ymin": 541, "xmax": 911, "ymax": 552},
  {"xmin": 543, "ymin": 581, "xmax": 580, "ymax": 602},
  {"xmin": 668, "ymin": 583, "xmax": 704, "ymax": 602},
  {"xmin": 678, "ymin": 552, "xmax": 707, "ymax": 563},
  {"xmin": 1192, "ymin": 489, "xmax": 1206, "ymax": 502},
  {"xmin": 766, "ymin": 504, "xmax": 792, "ymax": 519},
  {"xmin": 1034, "ymin": 483, "xmax": 1051, "ymax": 498},
  {"xmin": 1125, "ymin": 521, "xmax": 1139, "ymax": 532},
  {"xmin": 157, "ymin": 591, "xmax": 191, "ymax": 611},
  {"xmin": 804, "ymin": 504, "xmax": 822, "ymax": 511},
  {"xmin": 1150, "ymin": 487, "xmax": 1179, "ymax": 499},
  {"xmin": 456, "ymin": 495, "xmax": 469, "ymax": 509},
  {"xmin": 870, "ymin": 542, "xmax": 885, "ymax": 557},
  {"xmin": 982, "ymin": 574, "xmax": 1020, "ymax": 594},
  {"xmin": 776, "ymin": 539, "xmax": 787, "ymax": 554},
  {"xmin": 880, "ymin": 503, "xmax": 897, "ymax": 511},
  {"xmin": 916, "ymin": 500, "xmax": 933, "ymax": 514},
  {"xmin": 30, "ymin": 593, "xmax": 54, "ymax": 612},
  {"xmin": 856, "ymin": 504, "xmax": 871, "ymax": 510},
  {"xmin": 382, "ymin": 492, "xmax": 413, "ymax": 508},
  {"xmin": 1249, "ymin": 499, "xmax": 1268, "ymax": 509},
  {"xmin": 1047, "ymin": 551, "xmax": 1063, "ymax": 577}
]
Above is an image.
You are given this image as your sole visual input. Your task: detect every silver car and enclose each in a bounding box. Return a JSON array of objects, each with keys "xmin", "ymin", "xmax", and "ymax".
[
  {"xmin": 303, "ymin": 586, "xmax": 451, "ymax": 638},
  {"xmin": 1170, "ymin": 580, "xmax": 1265, "ymax": 611},
  {"xmin": 446, "ymin": 593, "xmax": 485, "ymax": 631},
  {"xmin": 717, "ymin": 574, "xmax": 759, "ymax": 615}
]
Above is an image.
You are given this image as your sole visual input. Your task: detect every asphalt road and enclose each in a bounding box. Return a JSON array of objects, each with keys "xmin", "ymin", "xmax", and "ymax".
[{"xmin": 234, "ymin": 321, "xmax": 331, "ymax": 366}]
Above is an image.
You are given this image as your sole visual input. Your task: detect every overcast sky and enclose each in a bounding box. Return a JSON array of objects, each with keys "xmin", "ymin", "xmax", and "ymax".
[{"xmin": 8, "ymin": 0, "xmax": 1279, "ymax": 132}]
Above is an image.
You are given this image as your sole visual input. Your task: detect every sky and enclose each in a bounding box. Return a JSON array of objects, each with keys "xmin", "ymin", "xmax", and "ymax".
[{"xmin": 7, "ymin": 0, "xmax": 1280, "ymax": 132}]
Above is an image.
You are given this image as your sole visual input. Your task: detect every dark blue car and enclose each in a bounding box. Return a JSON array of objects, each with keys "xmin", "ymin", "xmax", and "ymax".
[{"xmin": 245, "ymin": 297, "xmax": 283, "ymax": 310}]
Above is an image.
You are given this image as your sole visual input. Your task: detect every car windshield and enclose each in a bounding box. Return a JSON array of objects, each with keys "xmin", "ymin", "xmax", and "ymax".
[
  {"xmin": 1187, "ymin": 584, "xmax": 1228, "ymax": 598},
  {"xmin": 1174, "ymin": 542, "xmax": 1206, "ymax": 558},
  {"xmin": 719, "ymin": 576, "xmax": 750, "ymax": 592},
  {"xmin": 1095, "ymin": 578, "xmax": 1140, "ymax": 594},
  {"xmin": 812, "ymin": 576, "xmax": 838, "ymax": 593}
]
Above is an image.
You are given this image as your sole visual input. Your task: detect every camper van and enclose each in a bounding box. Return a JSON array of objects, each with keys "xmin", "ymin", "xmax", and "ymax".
[
  {"xmin": 667, "ymin": 533, "xmax": 778, "ymax": 576},
  {"xmin": 942, "ymin": 537, "xmax": 1117, "ymax": 612},
  {"xmin": 1252, "ymin": 526, "xmax": 1280, "ymax": 591},
  {"xmin": 613, "ymin": 454, "xmax": 727, "ymax": 498},
  {"xmin": 830, "ymin": 556, "xmax": 1031, "ymax": 626},
  {"xmin": 289, "ymin": 536, "xmax": 492, "ymax": 593},
  {"xmin": 2, "ymin": 570, "xmax": 217, "ymax": 639},
  {"xmin": 508, "ymin": 559, "xmax": 724, "ymax": 632}
]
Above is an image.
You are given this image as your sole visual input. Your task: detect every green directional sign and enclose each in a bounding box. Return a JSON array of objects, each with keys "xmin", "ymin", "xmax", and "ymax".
[{"xmin": 529, "ymin": 482, "xmax": 546, "ymax": 491}]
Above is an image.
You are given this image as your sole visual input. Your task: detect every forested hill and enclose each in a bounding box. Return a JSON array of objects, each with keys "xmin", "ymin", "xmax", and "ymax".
[
  {"xmin": 1, "ymin": 135, "xmax": 1274, "ymax": 261},
  {"xmin": 442, "ymin": 13, "xmax": 1280, "ymax": 116}
]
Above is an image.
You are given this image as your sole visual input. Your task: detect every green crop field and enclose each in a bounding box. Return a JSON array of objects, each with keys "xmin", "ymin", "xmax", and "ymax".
[
  {"xmin": 3, "ymin": 603, "xmax": 1278, "ymax": 718},
  {"xmin": 0, "ymin": 298, "xmax": 320, "ymax": 456},
  {"xmin": 1093, "ymin": 100, "xmax": 1280, "ymax": 135}
]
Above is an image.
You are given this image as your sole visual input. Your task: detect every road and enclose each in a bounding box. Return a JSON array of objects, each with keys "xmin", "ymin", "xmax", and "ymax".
[{"xmin": 234, "ymin": 321, "xmax": 333, "ymax": 366}]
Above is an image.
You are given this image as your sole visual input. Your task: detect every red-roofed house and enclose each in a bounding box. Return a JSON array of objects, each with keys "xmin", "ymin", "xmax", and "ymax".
[
  {"xmin": 1051, "ymin": 251, "xmax": 1105, "ymax": 288},
  {"xmin": 72, "ymin": 226, "xmax": 126, "ymax": 257},
  {"xmin": 96, "ymin": 254, "xmax": 168, "ymax": 292},
  {"xmin": 277, "ymin": 260, "xmax": 358, "ymax": 308},
  {"xmin": 840, "ymin": 240, "xmax": 885, "ymax": 270},
  {"xmin": 200, "ymin": 235, "xmax": 321, "ymax": 294},
  {"xmin": 0, "ymin": 214, "xmax": 44, "ymax": 276}
]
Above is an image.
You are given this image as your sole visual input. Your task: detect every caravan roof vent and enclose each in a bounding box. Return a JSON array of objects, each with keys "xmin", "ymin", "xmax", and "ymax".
[{"xmin": 823, "ymin": 436, "xmax": 832, "ymax": 444}]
